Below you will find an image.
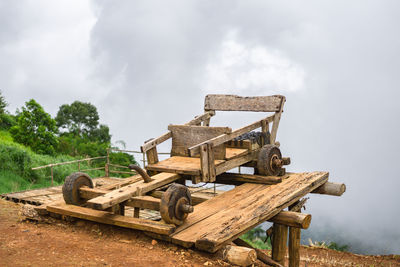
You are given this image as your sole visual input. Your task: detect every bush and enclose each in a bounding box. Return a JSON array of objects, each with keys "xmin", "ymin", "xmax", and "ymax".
[{"xmin": 0, "ymin": 113, "xmax": 16, "ymax": 130}]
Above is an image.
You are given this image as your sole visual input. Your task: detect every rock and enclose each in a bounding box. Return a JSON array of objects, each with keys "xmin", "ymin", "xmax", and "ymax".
[
  {"xmin": 21, "ymin": 204, "xmax": 43, "ymax": 221},
  {"xmin": 151, "ymin": 239, "xmax": 158, "ymax": 246},
  {"xmin": 203, "ymin": 261, "xmax": 211, "ymax": 266}
]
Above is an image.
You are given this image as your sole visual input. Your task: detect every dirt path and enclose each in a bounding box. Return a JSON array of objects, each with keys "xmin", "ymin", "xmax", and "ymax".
[{"xmin": 0, "ymin": 199, "xmax": 399, "ymax": 267}]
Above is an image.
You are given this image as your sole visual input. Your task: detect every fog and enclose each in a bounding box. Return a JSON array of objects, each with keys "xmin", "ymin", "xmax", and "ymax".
[{"xmin": 1, "ymin": 0, "xmax": 399, "ymax": 254}]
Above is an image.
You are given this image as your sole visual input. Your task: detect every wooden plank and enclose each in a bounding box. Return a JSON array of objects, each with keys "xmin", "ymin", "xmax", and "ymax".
[
  {"xmin": 172, "ymin": 172, "xmax": 328, "ymax": 252},
  {"xmin": 215, "ymin": 150, "xmax": 258, "ymax": 175},
  {"xmin": 204, "ymin": 95, "xmax": 284, "ymax": 112},
  {"xmin": 87, "ymin": 172, "xmax": 181, "ymax": 210},
  {"xmin": 215, "ymin": 172, "xmax": 282, "ymax": 185},
  {"xmin": 226, "ymin": 139, "xmax": 259, "ymax": 151},
  {"xmin": 225, "ymin": 148, "xmax": 250, "ymax": 160},
  {"xmin": 146, "ymin": 156, "xmax": 225, "ymax": 176},
  {"xmin": 270, "ymin": 96, "xmax": 285, "ymax": 144},
  {"xmin": 126, "ymin": 196, "xmax": 160, "ymax": 211},
  {"xmin": 141, "ymin": 111, "xmax": 215, "ymax": 153},
  {"xmin": 100, "ymin": 175, "xmax": 143, "ymax": 190},
  {"xmin": 47, "ymin": 203, "xmax": 175, "ymax": 235},
  {"xmin": 146, "ymin": 146, "xmax": 159, "ymax": 164},
  {"xmin": 169, "ymin": 125, "xmax": 231, "ymax": 159},
  {"xmin": 271, "ymin": 223, "xmax": 288, "ymax": 265},
  {"xmin": 188, "ymin": 116, "xmax": 274, "ymax": 156}
]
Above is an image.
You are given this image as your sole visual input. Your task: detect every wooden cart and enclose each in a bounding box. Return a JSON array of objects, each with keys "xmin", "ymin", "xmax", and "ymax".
[{"xmin": 42, "ymin": 94, "xmax": 345, "ymax": 266}]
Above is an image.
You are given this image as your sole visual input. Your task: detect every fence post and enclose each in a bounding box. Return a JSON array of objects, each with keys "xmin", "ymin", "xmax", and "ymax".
[
  {"xmin": 51, "ymin": 166, "xmax": 54, "ymax": 186},
  {"xmin": 105, "ymin": 148, "xmax": 110, "ymax": 177}
]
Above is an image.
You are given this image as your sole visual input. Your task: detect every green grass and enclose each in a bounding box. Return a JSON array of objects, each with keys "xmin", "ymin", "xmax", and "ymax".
[
  {"xmin": 240, "ymin": 226, "xmax": 271, "ymax": 250},
  {"xmin": 0, "ymin": 130, "xmax": 105, "ymax": 194}
]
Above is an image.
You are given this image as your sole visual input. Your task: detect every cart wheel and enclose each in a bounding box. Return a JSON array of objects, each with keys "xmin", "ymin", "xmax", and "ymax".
[
  {"xmin": 62, "ymin": 172, "xmax": 94, "ymax": 205},
  {"xmin": 257, "ymin": 145, "xmax": 284, "ymax": 176},
  {"xmin": 160, "ymin": 183, "xmax": 193, "ymax": 225}
]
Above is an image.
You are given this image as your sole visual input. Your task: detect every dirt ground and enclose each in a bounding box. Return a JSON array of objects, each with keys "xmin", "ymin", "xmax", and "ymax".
[{"xmin": 0, "ymin": 199, "xmax": 399, "ymax": 267}]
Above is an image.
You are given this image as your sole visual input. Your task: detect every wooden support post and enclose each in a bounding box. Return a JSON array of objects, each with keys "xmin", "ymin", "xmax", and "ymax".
[
  {"xmin": 200, "ymin": 144, "xmax": 209, "ymax": 182},
  {"xmin": 134, "ymin": 207, "xmax": 140, "ymax": 218},
  {"xmin": 146, "ymin": 147, "xmax": 159, "ymax": 176},
  {"xmin": 207, "ymin": 143, "xmax": 216, "ymax": 182},
  {"xmin": 50, "ymin": 166, "xmax": 54, "ymax": 186},
  {"xmin": 261, "ymin": 119, "xmax": 269, "ymax": 146},
  {"xmin": 105, "ymin": 148, "xmax": 110, "ymax": 177},
  {"xmin": 119, "ymin": 203, "xmax": 125, "ymax": 216},
  {"xmin": 272, "ymin": 223, "xmax": 288, "ymax": 265},
  {"xmin": 288, "ymin": 202, "xmax": 301, "ymax": 267}
]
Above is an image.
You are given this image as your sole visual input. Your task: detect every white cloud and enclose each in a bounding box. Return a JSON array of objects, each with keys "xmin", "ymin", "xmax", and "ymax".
[{"xmin": 203, "ymin": 31, "xmax": 306, "ymax": 95}]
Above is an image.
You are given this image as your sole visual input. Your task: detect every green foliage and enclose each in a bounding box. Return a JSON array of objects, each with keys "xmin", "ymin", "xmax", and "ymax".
[
  {"xmin": 0, "ymin": 130, "xmax": 105, "ymax": 193},
  {"xmin": 10, "ymin": 99, "xmax": 58, "ymax": 155},
  {"xmin": 0, "ymin": 113, "xmax": 16, "ymax": 130},
  {"xmin": 327, "ymin": 242, "xmax": 349, "ymax": 252},
  {"xmin": 56, "ymin": 101, "xmax": 100, "ymax": 137},
  {"xmin": 240, "ymin": 226, "xmax": 271, "ymax": 250},
  {"xmin": 0, "ymin": 91, "xmax": 7, "ymax": 114},
  {"xmin": 57, "ymin": 133, "xmax": 109, "ymax": 157}
]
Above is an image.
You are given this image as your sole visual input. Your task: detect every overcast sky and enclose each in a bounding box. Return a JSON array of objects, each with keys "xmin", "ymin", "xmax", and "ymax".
[{"xmin": 1, "ymin": 0, "xmax": 399, "ymax": 254}]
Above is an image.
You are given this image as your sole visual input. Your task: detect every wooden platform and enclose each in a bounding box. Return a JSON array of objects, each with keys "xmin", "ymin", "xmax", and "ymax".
[
  {"xmin": 171, "ymin": 172, "xmax": 328, "ymax": 252},
  {"xmin": 1, "ymin": 172, "xmax": 329, "ymax": 253},
  {"xmin": 146, "ymin": 148, "xmax": 249, "ymax": 175}
]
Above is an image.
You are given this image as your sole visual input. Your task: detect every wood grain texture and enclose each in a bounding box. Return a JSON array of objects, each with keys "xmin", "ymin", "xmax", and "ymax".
[
  {"xmin": 168, "ymin": 125, "xmax": 231, "ymax": 159},
  {"xmin": 215, "ymin": 172, "xmax": 282, "ymax": 185},
  {"xmin": 172, "ymin": 172, "xmax": 328, "ymax": 252},
  {"xmin": 87, "ymin": 172, "xmax": 181, "ymax": 210},
  {"xmin": 312, "ymin": 181, "xmax": 346, "ymax": 196},
  {"xmin": 272, "ymin": 223, "xmax": 288, "ymax": 265},
  {"xmin": 141, "ymin": 111, "xmax": 215, "ymax": 153},
  {"xmin": 146, "ymin": 156, "xmax": 225, "ymax": 176},
  {"xmin": 47, "ymin": 203, "xmax": 175, "ymax": 235},
  {"xmin": 204, "ymin": 94, "xmax": 284, "ymax": 112}
]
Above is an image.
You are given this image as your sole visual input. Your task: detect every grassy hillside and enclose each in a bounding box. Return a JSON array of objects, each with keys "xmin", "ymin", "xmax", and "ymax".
[{"xmin": 0, "ymin": 130, "xmax": 104, "ymax": 194}]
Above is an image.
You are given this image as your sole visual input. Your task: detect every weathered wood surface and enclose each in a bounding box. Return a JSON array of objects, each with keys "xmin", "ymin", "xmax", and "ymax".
[
  {"xmin": 225, "ymin": 147, "xmax": 249, "ymax": 159},
  {"xmin": 312, "ymin": 181, "xmax": 346, "ymax": 196},
  {"xmin": 169, "ymin": 125, "xmax": 231, "ymax": 159},
  {"xmin": 204, "ymin": 94, "xmax": 284, "ymax": 112},
  {"xmin": 141, "ymin": 111, "xmax": 215, "ymax": 153},
  {"xmin": 270, "ymin": 211, "xmax": 311, "ymax": 229},
  {"xmin": 272, "ymin": 223, "xmax": 288, "ymax": 265},
  {"xmin": 171, "ymin": 172, "xmax": 328, "ymax": 252},
  {"xmin": 219, "ymin": 245, "xmax": 257, "ymax": 266},
  {"xmin": 226, "ymin": 139, "xmax": 260, "ymax": 151},
  {"xmin": 215, "ymin": 150, "xmax": 258, "ymax": 175},
  {"xmin": 47, "ymin": 203, "xmax": 175, "ymax": 235},
  {"xmin": 188, "ymin": 117, "xmax": 274, "ymax": 156},
  {"xmin": 288, "ymin": 201, "xmax": 301, "ymax": 267},
  {"xmin": 87, "ymin": 172, "xmax": 181, "ymax": 210},
  {"xmin": 146, "ymin": 156, "xmax": 225, "ymax": 176},
  {"xmin": 215, "ymin": 172, "xmax": 282, "ymax": 185},
  {"xmin": 233, "ymin": 238, "xmax": 284, "ymax": 267}
]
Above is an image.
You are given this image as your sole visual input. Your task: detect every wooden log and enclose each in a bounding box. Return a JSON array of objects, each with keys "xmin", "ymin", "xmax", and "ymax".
[
  {"xmin": 288, "ymin": 201, "xmax": 301, "ymax": 267},
  {"xmin": 233, "ymin": 238, "xmax": 284, "ymax": 267},
  {"xmin": 188, "ymin": 116, "xmax": 274, "ymax": 156},
  {"xmin": 217, "ymin": 245, "xmax": 257, "ymax": 267},
  {"xmin": 271, "ymin": 223, "xmax": 288, "ymax": 265},
  {"xmin": 312, "ymin": 181, "xmax": 346, "ymax": 196},
  {"xmin": 270, "ymin": 211, "xmax": 311, "ymax": 229},
  {"xmin": 204, "ymin": 94, "xmax": 284, "ymax": 112},
  {"xmin": 215, "ymin": 172, "xmax": 282, "ymax": 185},
  {"xmin": 87, "ymin": 172, "xmax": 181, "ymax": 210},
  {"xmin": 47, "ymin": 203, "xmax": 175, "ymax": 235}
]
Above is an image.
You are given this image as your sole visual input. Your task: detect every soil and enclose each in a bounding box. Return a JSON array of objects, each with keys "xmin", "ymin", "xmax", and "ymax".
[{"xmin": 0, "ymin": 199, "xmax": 399, "ymax": 267}]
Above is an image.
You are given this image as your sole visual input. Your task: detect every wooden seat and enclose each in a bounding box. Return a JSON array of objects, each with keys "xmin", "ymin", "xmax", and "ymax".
[{"xmin": 146, "ymin": 148, "xmax": 248, "ymax": 176}]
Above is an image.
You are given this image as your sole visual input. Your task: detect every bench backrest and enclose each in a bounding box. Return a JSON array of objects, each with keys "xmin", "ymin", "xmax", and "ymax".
[
  {"xmin": 168, "ymin": 125, "xmax": 231, "ymax": 159},
  {"xmin": 204, "ymin": 94, "xmax": 285, "ymax": 112}
]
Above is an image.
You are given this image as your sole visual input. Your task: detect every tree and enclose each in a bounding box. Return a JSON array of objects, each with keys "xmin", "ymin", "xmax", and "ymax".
[
  {"xmin": 10, "ymin": 99, "xmax": 58, "ymax": 155},
  {"xmin": 0, "ymin": 90, "xmax": 7, "ymax": 114},
  {"xmin": 55, "ymin": 101, "xmax": 100, "ymax": 136}
]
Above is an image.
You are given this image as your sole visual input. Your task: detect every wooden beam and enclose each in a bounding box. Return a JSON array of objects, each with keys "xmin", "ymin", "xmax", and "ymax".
[
  {"xmin": 87, "ymin": 172, "xmax": 181, "ymax": 210},
  {"xmin": 270, "ymin": 96, "xmax": 285, "ymax": 144},
  {"xmin": 288, "ymin": 202, "xmax": 301, "ymax": 267},
  {"xmin": 188, "ymin": 116, "xmax": 274, "ymax": 156},
  {"xmin": 215, "ymin": 172, "xmax": 282, "ymax": 185},
  {"xmin": 126, "ymin": 196, "xmax": 160, "ymax": 211},
  {"xmin": 270, "ymin": 211, "xmax": 311, "ymax": 229},
  {"xmin": 47, "ymin": 203, "xmax": 175, "ymax": 235},
  {"xmin": 272, "ymin": 223, "xmax": 288, "ymax": 265},
  {"xmin": 141, "ymin": 111, "xmax": 215, "ymax": 153},
  {"xmin": 200, "ymin": 144, "xmax": 210, "ymax": 182},
  {"xmin": 312, "ymin": 181, "xmax": 346, "ymax": 196},
  {"xmin": 215, "ymin": 150, "xmax": 259, "ymax": 175},
  {"xmin": 204, "ymin": 95, "xmax": 284, "ymax": 112}
]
